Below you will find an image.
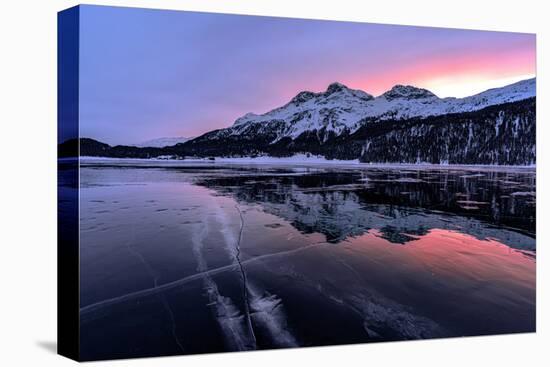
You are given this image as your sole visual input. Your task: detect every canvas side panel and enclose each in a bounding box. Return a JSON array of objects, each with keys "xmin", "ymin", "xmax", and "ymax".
[{"xmin": 57, "ymin": 5, "xmax": 80, "ymax": 361}]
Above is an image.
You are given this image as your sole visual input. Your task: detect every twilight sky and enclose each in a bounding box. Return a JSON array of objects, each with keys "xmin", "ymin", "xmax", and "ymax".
[{"xmin": 78, "ymin": 5, "xmax": 535, "ymax": 146}]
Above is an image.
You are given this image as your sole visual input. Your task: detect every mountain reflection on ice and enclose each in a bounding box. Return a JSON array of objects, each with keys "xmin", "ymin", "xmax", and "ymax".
[
  {"xmin": 195, "ymin": 167, "xmax": 535, "ymax": 247},
  {"xmin": 76, "ymin": 163, "xmax": 535, "ymax": 360}
]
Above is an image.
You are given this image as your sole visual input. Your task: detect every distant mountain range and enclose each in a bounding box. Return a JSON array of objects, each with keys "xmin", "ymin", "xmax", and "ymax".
[
  {"xmin": 132, "ymin": 136, "xmax": 193, "ymax": 148},
  {"xmin": 59, "ymin": 78, "xmax": 536, "ymax": 165},
  {"xmin": 227, "ymin": 78, "xmax": 534, "ymax": 142}
]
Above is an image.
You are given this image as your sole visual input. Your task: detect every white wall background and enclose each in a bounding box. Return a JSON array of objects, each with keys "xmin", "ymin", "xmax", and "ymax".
[{"xmin": 0, "ymin": 0, "xmax": 547, "ymax": 366}]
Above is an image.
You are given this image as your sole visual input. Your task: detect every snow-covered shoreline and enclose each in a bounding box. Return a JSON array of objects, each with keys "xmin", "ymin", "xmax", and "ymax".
[{"xmin": 78, "ymin": 155, "xmax": 535, "ymax": 171}]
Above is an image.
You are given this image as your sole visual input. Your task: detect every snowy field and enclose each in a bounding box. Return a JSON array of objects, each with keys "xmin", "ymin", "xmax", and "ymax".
[{"xmin": 79, "ymin": 155, "xmax": 535, "ymax": 171}]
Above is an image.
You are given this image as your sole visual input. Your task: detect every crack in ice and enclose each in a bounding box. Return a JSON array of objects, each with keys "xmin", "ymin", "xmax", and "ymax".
[
  {"xmin": 191, "ymin": 210, "xmax": 252, "ymax": 351},
  {"xmin": 80, "ymin": 240, "xmax": 329, "ymax": 318},
  {"xmin": 124, "ymin": 225, "xmax": 185, "ymax": 353},
  {"xmin": 233, "ymin": 204, "xmax": 257, "ymax": 348}
]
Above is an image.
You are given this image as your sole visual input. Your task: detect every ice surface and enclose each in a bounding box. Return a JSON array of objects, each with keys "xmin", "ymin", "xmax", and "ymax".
[{"xmin": 77, "ymin": 165, "xmax": 535, "ymax": 357}]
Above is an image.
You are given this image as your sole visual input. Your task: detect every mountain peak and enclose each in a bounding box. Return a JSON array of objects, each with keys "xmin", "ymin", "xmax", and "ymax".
[
  {"xmin": 326, "ymin": 82, "xmax": 349, "ymax": 94},
  {"xmin": 384, "ymin": 85, "xmax": 437, "ymax": 100},
  {"xmin": 290, "ymin": 90, "xmax": 317, "ymax": 104}
]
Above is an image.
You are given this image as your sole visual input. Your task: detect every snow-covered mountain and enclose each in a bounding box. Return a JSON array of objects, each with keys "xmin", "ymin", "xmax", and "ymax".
[
  {"xmin": 179, "ymin": 78, "xmax": 535, "ymax": 165},
  {"xmin": 223, "ymin": 78, "xmax": 535, "ymax": 142},
  {"xmin": 73, "ymin": 78, "xmax": 536, "ymax": 165},
  {"xmin": 133, "ymin": 136, "xmax": 192, "ymax": 148}
]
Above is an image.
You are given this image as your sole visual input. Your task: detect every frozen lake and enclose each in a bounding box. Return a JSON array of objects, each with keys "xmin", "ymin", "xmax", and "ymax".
[{"xmin": 73, "ymin": 161, "xmax": 536, "ymax": 360}]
